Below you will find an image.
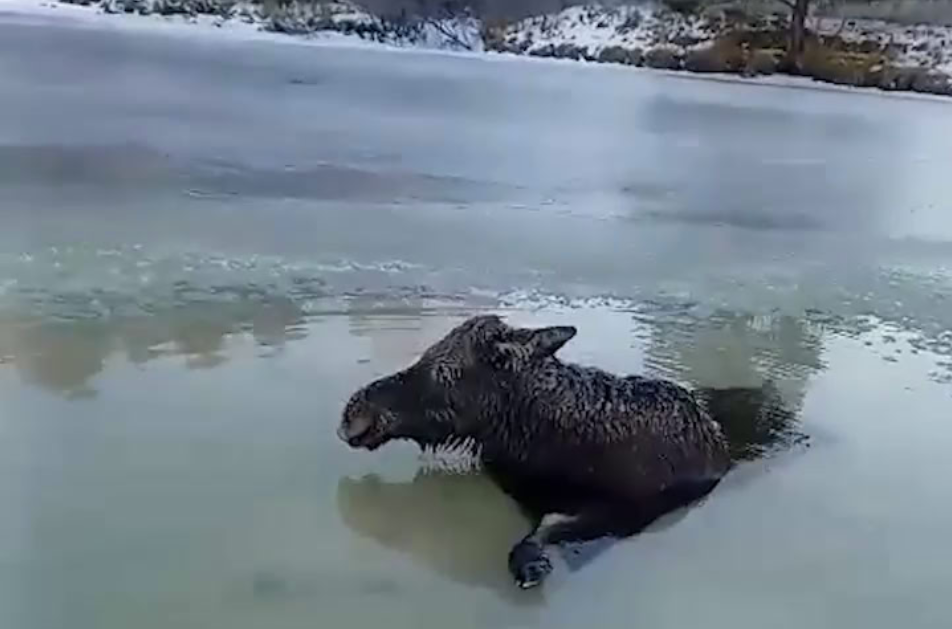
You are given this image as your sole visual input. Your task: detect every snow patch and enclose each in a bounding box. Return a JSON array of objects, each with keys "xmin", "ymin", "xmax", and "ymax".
[
  {"xmin": 812, "ymin": 16, "xmax": 952, "ymax": 73},
  {"xmin": 499, "ymin": 3, "xmax": 719, "ymax": 55},
  {"xmin": 499, "ymin": 3, "xmax": 952, "ymax": 73},
  {"xmin": 0, "ymin": 0, "xmax": 482, "ymax": 51}
]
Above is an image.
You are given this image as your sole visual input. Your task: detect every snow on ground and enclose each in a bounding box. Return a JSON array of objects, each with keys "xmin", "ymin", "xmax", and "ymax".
[
  {"xmin": 0, "ymin": 0, "xmax": 309, "ymax": 43},
  {"xmin": 500, "ymin": 3, "xmax": 718, "ymax": 55},
  {"xmin": 500, "ymin": 2, "xmax": 952, "ymax": 74},
  {"xmin": 0, "ymin": 0, "xmax": 482, "ymax": 51},
  {"xmin": 813, "ymin": 16, "xmax": 952, "ymax": 74},
  {"xmin": 258, "ymin": 0, "xmax": 483, "ymax": 50}
]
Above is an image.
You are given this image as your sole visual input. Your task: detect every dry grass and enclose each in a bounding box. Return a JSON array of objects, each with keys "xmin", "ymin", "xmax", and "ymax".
[{"xmin": 802, "ymin": 44, "xmax": 890, "ymax": 86}]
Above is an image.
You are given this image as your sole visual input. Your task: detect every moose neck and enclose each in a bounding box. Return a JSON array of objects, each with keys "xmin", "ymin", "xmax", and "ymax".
[{"xmin": 457, "ymin": 362, "xmax": 558, "ymax": 462}]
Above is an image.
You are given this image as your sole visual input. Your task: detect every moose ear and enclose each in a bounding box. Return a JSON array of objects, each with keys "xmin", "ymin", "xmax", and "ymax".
[
  {"xmin": 526, "ymin": 325, "xmax": 576, "ymax": 357},
  {"xmin": 483, "ymin": 323, "xmax": 576, "ymax": 370}
]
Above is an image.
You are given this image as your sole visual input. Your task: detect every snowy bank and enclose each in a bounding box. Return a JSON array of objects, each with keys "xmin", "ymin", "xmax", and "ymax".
[
  {"xmin": 0, "ymin": 0, "xmax": 484, "ymax": 50},
  {"xmin": 61, "ymin": 0, "xmax": 485, "ymax": 50},
  {"xmin": 3, "ymin": 0, "xmax": 951, "ymax": 96},
  {"xmin": 485, "ymin": 4, "xmax": 952, "ymax": 94}
]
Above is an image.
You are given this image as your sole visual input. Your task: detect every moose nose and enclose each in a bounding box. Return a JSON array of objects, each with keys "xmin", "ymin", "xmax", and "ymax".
[
  {"xmin": 338, "ymin": 414, "xmax": 374, "ymax": 445},
  {"xmin": 336, "ymin": 424, "xmax": 351, "ymax": 443}
]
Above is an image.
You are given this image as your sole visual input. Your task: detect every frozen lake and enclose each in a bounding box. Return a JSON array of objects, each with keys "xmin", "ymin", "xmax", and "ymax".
[{"xmin": 2, "ymin": 8, "xmax": 952, "ymax": 629}]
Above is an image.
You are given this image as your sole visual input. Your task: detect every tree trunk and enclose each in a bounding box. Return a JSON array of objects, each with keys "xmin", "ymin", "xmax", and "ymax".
[{"xmin": 786, "ymin": 0, "xmax": 810, "ymax": 73}]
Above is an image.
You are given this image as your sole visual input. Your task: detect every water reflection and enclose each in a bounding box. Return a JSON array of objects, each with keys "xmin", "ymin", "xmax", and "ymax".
[
  {"xmin": 343, "ymin": 293, "xmax": 485, "ymax": 373},
  {"xmin": 0, "ymin": 298, "xmax": 307, "ymax": 396},
  {"xmin": 0, "ymin": 297, "xmax": 822, "ymax": 462},
  {"xmin": 696, "ymin": 381, "xmax": 806, "ymax": 462},
  {"xmin": 336, "ymin": 460, "xmax": 744, "ymax": 602},
  {"xmin": 0, "ymin": 291, "xmax": 481, "ymax": 397},
  {"xmin": 643, "ymin": 311, "xmax": 823, "ymax": 459},
  {"xmin": 336, "ymin": 471, "xmax": 541, "ymax": 604},
  {"xmin": 0, "ymin": 320, "xmax": 111, "ymax": 399}
]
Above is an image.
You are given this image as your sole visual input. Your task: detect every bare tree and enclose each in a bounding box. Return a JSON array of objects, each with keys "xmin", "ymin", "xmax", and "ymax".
[
  {"xmin": 778, "ymin": 0, "xmax": 859, "ymax": 72},
  {"xmin": 777, "ymin": 0, "xmax": 811, "ymax": 71},
  {"xmin": 416, "ymin": 0, "xmax": 482, "ymax": 49}
]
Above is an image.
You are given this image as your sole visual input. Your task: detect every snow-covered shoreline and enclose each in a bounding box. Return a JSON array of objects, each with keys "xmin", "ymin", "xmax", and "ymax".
[
  {"xmin": 486, "ymin": 3, "xmax": 952, "ymax": 96},
  {"xmin": 0, "ymin": 0, "xmax": 363, "ymax": 47},
  {"xmin": 3, "ymin": 0, "xmax": 951, "ymax": 99}
]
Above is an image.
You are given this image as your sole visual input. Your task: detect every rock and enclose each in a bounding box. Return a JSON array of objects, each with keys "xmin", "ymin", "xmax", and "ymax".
[
  {"xmin": 597, "ymin": 45, "xmax": 627, "ymax": 64},
  {"xmin": 628, "ymin": 47, "xmax": 645, "ymax": 66},
  {"xmin": 553, "ymin": 43, "xmax": 593, "ymax": 61},
  {"xmin": 552, "ymin": 43, "xmax": 579, "ymax": 60},
  {"xmin": 597, "ymin": 45, "xmax": 642, "ymax": 66},
  {"xmin": 684, "ymin": 46, "xmax": 729, "ymax": 73},
  {"xmin": 529, "ymin": 44, "xmax": 556, "ymax": 58},
  {"xmin": 684, "ymin": 47, "xmax": 721, "ymax": 73},
  {"xmin": 885, "ymin": 67, "xmax": 920, "ymax": 91},
  {"xmin": 152, "ymin": 0, "xmax": 193, "ymax": 15},
  {"xmin": 484, "ymin": 38, "xmax": 515, "ymax": 53},
  {"xmin": 494, "ymin": 41, "xmax": 529, "ymax": 55},
  {"xmin": 527, "ymin": 43, "xmax": 596, "ymax": 62},
  {"xmin": 671, "ymin": 34, "xmax": 702, "ymax": 48},
  {"xmin": 102, "ymin": 0, "xmax": 147, "ymax": 14},
  {"xmin": 644, "ymin": 47, "xmax": 683, "ymax": 70},
  {"xmin": 911, "ymin": 71, "xmax": 952, "ymax": 95}
]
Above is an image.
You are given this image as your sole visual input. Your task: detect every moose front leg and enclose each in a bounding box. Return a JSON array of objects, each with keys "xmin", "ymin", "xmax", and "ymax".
[
  {"xmin": 506, "ymin": 480, "xmax": 722, "ymax": 589},
  {"xmin": 507, "ymin": 511, "xmax": 616, "ymax": 589}
]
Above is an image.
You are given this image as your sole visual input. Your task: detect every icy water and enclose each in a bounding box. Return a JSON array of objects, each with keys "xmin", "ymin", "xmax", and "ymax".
[{"xmin": 3, "ymin": 9, "xmax": 952, "ymax": 629}]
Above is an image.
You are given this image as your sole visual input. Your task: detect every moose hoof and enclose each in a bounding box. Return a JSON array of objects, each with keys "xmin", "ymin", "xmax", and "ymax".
[{"xmin": 508, "ymin": 541, "xmax": 553, "ymax": 589}]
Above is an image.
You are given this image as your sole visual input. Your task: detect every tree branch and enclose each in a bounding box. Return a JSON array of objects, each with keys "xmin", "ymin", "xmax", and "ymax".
[
  {"xmin": 832, "ymin": 13, "xmax": 849, "ymax": 38},
  {"xmin": 423, "ymin": 14, "xmax": 475, "ymax": 50},
  {"xmin": 777, "ymin": 0, "xmax": 796, "ymax": 8}
]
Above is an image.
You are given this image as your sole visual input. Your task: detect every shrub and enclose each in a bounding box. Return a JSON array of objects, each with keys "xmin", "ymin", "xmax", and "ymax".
[
  {"xmin": 597, "ymin": 45, "xmax": 642, "ymax": 65},
  {"xmin": 645, "ymin": 46, "xmax": 683, "ymax": 69}
]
